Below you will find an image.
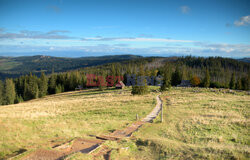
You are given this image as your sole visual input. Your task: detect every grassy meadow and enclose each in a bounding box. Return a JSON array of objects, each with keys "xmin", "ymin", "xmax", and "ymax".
[
  {"xmin": 0, "ymin": 87, "xmax": 249, "ymax": 159},
  {"xmin": 0, "ymin": 87, "xmax": 157, "ymax": 159},
  {"xmin": 109, "ymin": 87, "xmax": 249, "ymax": 159}
]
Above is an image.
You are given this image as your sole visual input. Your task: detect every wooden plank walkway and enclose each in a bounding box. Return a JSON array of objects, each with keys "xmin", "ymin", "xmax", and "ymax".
[
  {"xmin": 19, "ymin": 95, "xmax": 163, "ymax": 160},
  {"xmin": 142, "ymin": 95, "xmax": 162, "ymax": 122}
]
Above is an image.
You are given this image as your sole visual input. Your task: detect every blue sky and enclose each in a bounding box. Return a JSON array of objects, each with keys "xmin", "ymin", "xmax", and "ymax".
[{"xmin": 0, "ymin": 0, "xmax": 249, "ymax": 58}]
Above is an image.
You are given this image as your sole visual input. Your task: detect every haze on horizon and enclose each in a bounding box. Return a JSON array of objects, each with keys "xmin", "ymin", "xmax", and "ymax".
[{"xmin": 0, "ymin": 0, "xmax": 249, "ymax": 58}]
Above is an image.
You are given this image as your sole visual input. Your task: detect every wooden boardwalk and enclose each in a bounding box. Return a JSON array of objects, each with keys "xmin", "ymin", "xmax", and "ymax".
[{"xmin": 20, "ymin": 95, "xmax": 163, "ymax": 160}]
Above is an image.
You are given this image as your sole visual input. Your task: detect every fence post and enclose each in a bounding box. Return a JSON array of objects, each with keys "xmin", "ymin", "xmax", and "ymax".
[{"xmin": 161, "ymin": 102, "xmax": 163, "ymax": 123}]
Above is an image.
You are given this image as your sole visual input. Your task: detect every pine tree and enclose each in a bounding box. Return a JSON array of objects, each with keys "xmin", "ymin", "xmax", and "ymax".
[
  {"xmin": 229, "ymin": 73, "xmax": 236, "ymax": 89},
  {"xmin": 67, "ymin": 72, "xmax": 77, "ymax": 91},
  {"xmin": 181, "ymin": 65, "xmax": 188, "ymax": 80},
  {"xmin": 98, "ymin": 72, "xmax": 106, "ymax": 91},
  {"xmin": 0, "ymin": 80, "xmax": 3, "ymax": 105},
  {"xmin": 132, "ymin": 65, "xmax": 148, "ymax": 95},
  {"xmin": 4, "ymin": 78, "xmax": 16, "ymax": 105},
  {"xmin": 160, "ymin": 67, "xmax": 172, "ymax": 91},
  {"xmin": 38, "ymin": 72, "xmax": 48, "ymax": 97},
  {"xmin": 81, "ymin": 74, "xmax": 87, "ymax": 88},
  {"xmin": 24, "ymin": 73, "xmax": 39, "ymax": 100},
  {"xmin": 203, "ymin": 69, "xmax": 210, "ymax": 88},
  {"xmin": 15, "ymin": 94, "xmax": 24, "ymax": 104},
  {"xmin": 15, "ymin": 76, "xmax": 25, "ymax": 98},
  {"xmin": 171, "ymin": 67, "xmax": 182, "ymax": 86},
  {"xmin": 48, "ymin": 74, "xmax": 57, "ymax": 94},
  {"xmin": 111, "ymin": 64, "xmax": 116, "ymax": 86},
  {"xmin": 236, "ymin": 78, "xmax": 242, "ymax": 90},
  {"xmin": 55, "ymin": 84, "xmax": 64, "ymax": 94},
  {"xmin": 241, "ymin": 75, "xmax": 249, "ymax": 91}
]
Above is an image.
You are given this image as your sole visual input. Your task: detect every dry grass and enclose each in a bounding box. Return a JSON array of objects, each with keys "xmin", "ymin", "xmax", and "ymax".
[
  {"xmin": 131, "ymin": 87, "xmax": 250, "ymax": 159},
  {"xmin": 0, "ymin": 87, "xmax": 157, "ymax": 158},
  {"xmin": 1, "ymin": 87, "xmax": 249, "ymax": 159}
]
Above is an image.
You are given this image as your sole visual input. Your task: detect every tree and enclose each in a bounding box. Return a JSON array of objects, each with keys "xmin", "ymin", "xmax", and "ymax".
[
  {"xmin": 55, "ymin": 84, "xmax": 64, "ymax": 94},
  {"xmin": 38, "ymin": 72, "xmax": 48, "ymax": 97},
  {"xmin": 203, "ymin": 69, "xmax": 210, "ymax": 88},
  {"xmin": 190, "ymin": 75, "xmax": 201, "ymax": 87},
  {"xmin": 15, "ymin": 76, "xmax": 25, "ymax": 98},
  {"xmin": 48, "ymin": 74, "xmax": 57, "ymax": 94},
  {"xmin": 229, "ymin": 73, "xmax": 236, "ymax": 89},
  {"xmin": 241, "ymin": 75, "xmax": 249, "ymax": 90},
  {"xmin": 236, "ymin": 78, "xmax": 242, "ymax": 90},
  {"xmin": 181, "ymin": 65, "xmax": 188, "ymax": 80},
  {"xmin": 0, "ymin": 80, "xmax": 3, "ymax": 105},
  {"xmin": 4, "ymin": 79, "xmax": 16, "ymax": 105},
  {"xmin": 15, "ymin": 94, "xmax": 24, "ymax": 104},
  {"xmin": 24, "ymin": 73, "xmax": 39, "ymax": 100},
  {"xmin": 171, "ymin": 67, "xmax": 182, "ymax": 86},
  {"xmin": 132, "ymin": 65, "xmax": 149, "ymax": 95},
  {"xmin": 111, "ymin": 64, "xmax": 116, "ymax": 86},
  {"xmin": 160, "ymin": 67, "xmax": 172, "ymax": 91},
  {"xmin": 98, "ymin": 73, "xmax": 106, "ymax": 91}
]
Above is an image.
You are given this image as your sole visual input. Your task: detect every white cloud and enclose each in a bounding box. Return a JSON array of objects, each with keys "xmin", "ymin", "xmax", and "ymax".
[
  {"xmin": 0, "ymin": 30, "xmax": 73, "ymax": 39},
  {"xmin": 180, "ymin": 6, "xmax": 190, "ymax": 14},
  {"xmin": 81, "ymin": 37, "xmax": 193, "ymax": 43},
  {"xmin": 1, "ymin": 41, "xmax": 250, "ymax": 58},
  {"xmin": 234, "ymin": 15, "xmax": 250, "ymax": 26},
  {"xmin": 194, "ymin": 42, "xmax": 250, "ymax": 56}
]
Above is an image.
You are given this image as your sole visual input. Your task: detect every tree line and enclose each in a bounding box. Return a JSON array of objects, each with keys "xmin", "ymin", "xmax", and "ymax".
[{"xmin": 0, "ymin": 56, "xmax": 249, "ymax": 105}]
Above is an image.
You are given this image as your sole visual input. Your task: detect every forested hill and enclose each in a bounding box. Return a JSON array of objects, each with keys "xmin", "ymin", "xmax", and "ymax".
[
  {"xmin": 0, "ymin": 55, "xmax": 249, "ymax": 81},
  {"xmin": 0, "ymin": 55, "xmax": 141, "ymax": 79},
  {"xmin": 0, "ymin": 55, "xmax": 249, "ymax": 105}
]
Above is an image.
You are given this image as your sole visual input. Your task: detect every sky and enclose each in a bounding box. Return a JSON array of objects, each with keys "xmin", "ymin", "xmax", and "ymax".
[{"xmin": 0, "ymin": 0, "xmax": 250, "ymax": 58}]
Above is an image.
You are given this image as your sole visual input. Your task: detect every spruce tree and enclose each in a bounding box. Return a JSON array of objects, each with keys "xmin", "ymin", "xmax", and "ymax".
[
  {"xmin": 111, "ymin": 64, "xmax": 116, "ymax": 86},
  {"xmin": 48, "ymin": 74, "xmax": 57, "ymax": 94},
  {"xmin": 160, "ymin": 67, "xmax": 172, "ymax": 91},
  {"xmin": 38, "ymin": 72, "xmax": 48, "ymax": 97},
  {"xmin": 181, "ymin": 65, "xmax": 188, "ymax": 80},
  {"xmin": 236, "ymin": 78, "xmax": 242, "ymax": 90},
  {"xmin": 132, "ymin": 65, "xmax": 148, "ymax": 95},
  {"xmin": 24, "ymin": 73, "xmax": 39, "ymax": 100},
  {"xmin": 4, "ymin": 78, "xmax": 16, "ymax": 105},
  {"xmin": 203, "ymin": 69, "xmax": 210, "ymax": 88},
  {"xmin": 241, "ymin": 75, "xmax": 249, "ymax": 90},
  {"xmin": 98, "ymin": 72, "xmax": 106, "ymax": 91},
  {"xmin": 229, "ymin": 73, "xmax": 236, "ymax": 89},
  {"xmin": 171, "ymin": 67, "xmax": 182, "ymax": 86},
  {"xmin": 15, "ymin": 94, "xmax": 24, "ymax": 104},
  {"xmin": 55, "ymin": 84, "xmax": 63, "ymax": 93},
  {"xmin": 67, "ymin": 72, "xmax": 77, "ymax": 91},
  {"xmin": 15, "ymin": 76, "xmax": 25, "ymax": 98}
]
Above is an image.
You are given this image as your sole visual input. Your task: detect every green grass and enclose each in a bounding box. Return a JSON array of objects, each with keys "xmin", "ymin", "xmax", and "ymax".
[
  {"xmin": 0, "ymin": 59, "xmax": 21, "ymax": 71},
  {"xmin": 130, "ymin": 87, "xmax": 250, "ymax": 159},
  {"xmin": 0, "ymin": 87, "xmax": 157, "ymax": 159},
  {"xmin": 1, "ymin": 87, "xmax": 249, "ymax": 159}
]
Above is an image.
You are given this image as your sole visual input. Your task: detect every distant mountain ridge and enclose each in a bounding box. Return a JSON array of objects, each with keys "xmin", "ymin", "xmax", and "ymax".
[
  {"xmin": 0, "ymin": 54, "xmax": 142, "ymax": 79},
  {"xmin": 0, "ymin": 54, "xmax": 249, "ymax": 80},
  {"xmin": 238, "ymin": 58, "xmax": 250, "ymax": 63}
]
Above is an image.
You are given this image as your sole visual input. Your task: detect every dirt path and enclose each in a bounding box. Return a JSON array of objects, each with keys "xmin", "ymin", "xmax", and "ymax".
[{"xmin": 18, "ymin": 95, "xmax": 163, "ymax": 160}]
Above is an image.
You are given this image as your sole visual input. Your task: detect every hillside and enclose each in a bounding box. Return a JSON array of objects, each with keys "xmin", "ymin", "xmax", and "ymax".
[
  {"xmin": 132, "ymin": 88, "xmax": 250, "ymax": 159},
  {"xmin": 1, "ymin": 55, "xmax": 249, "ymax": 81},
  {"xmin": 0, "ymin": 55, "xmax": 141, "ymax": 79},
  {"xmin": 0, "ymin": 87, "xmax": 249, "ymax": 159},
  {"xmin": 0, "ymin": 87, "xmax": 157, "ymax": 159}
]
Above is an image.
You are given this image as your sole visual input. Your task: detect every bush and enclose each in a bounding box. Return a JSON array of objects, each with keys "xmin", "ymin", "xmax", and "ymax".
[{"xmin": 190, "ymin": 76, "xmax": 201, "ymax": 87}]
